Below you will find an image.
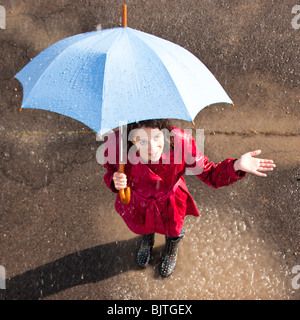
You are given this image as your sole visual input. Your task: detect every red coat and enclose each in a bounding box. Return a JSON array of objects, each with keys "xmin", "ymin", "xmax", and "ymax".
[{"xmin": 103, "ymin": 127, "xmax": 246, "ymax": 237}]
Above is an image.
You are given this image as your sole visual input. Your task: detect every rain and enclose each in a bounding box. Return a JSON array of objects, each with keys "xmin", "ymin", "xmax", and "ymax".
[{"xmin": 0, "ymin": 0, "xmax": 299, "ymax": 303}]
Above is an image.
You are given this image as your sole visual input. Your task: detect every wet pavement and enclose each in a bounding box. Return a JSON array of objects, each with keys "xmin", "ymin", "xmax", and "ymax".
[{"xmin": 0, "ymin": 0, "xmax": 300, "ymax": 300}]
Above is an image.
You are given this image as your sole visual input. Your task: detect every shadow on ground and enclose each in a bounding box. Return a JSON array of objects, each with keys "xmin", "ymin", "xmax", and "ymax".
[{"xmin": 1, "ymin": 237, "xmax": 142, "ymax": 300}]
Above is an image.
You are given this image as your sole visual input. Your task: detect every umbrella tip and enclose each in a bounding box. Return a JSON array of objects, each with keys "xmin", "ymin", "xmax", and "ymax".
[
  {"xmin": 19, "ymin": 107, "xmax": 22, "ymax": 112},
  {"xmin": 192, "ymin": 121, "xmax": 195, "ymax": 126},
  {"xmin": 232, "ymin": 103, "xmax": 235, "ymax": 107},
  {"xmin": 122, "ymin": 4, "xmax": 127, "ymax": 27}
]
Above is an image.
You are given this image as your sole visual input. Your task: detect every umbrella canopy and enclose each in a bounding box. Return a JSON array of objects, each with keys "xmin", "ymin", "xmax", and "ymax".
[{"xmin": 15, "ymin": 11, "xmax": 232, "ymax": 136}]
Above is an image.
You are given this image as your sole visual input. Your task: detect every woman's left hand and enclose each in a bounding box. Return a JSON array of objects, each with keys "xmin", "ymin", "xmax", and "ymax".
[{"xmin": 234, "ymin": 150, "xmax": 276, "ymax": 177}]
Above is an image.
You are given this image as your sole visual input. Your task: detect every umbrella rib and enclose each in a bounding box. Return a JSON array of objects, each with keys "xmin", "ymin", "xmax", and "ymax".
[
  {"xmin": 16, "ymin": 33, "xmax": 88, "ymax": 107},
  {"xmin": 130, "ymin": 29, "xmax": 232, "ymax": 120},
  {"xmin": 18, "ymin": 31, "xmax": 114, "ymax": 109},
  {"xmin": 97, "ymin": 30, "xmax": 125, "ymax": 134},
  {"xmin": 130, "ymin": 29, "xmax": 194, "ymax": 122},
  {"xmin": 98, "ymin": 53, "xmax": 108, "ymax": 134}
]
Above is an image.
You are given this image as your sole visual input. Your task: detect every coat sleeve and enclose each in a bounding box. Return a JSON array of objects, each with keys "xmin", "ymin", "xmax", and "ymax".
[
  {"xmin": 197, "ymin": 157, "xmax": 246, "ymax": 189},
  {"xmin": 182, "ymin": 129, "xmax": 246, "ymax": 189}
]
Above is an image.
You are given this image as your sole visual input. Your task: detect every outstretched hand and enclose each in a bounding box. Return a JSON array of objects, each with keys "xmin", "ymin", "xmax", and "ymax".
[{"xmin": 234, "ymin": 150, "xmax": 276, "ymax": 177}]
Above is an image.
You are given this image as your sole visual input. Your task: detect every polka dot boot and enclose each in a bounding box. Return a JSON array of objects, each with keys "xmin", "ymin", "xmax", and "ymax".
[
  {"xmin": 160, "ymin": 236, "xmax": 182, "ymax": 278},
  {"xmin": 137, "ymin": 233, "xmax": 155, "ymax": 268}
]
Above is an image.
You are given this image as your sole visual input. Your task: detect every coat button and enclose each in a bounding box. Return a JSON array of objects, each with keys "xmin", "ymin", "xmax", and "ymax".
[
  {"xmin": 140, "ymin": 201, "xmax": 146, "ymax": 207},
  {"xmin": 133, "ymin": 178, "xmax": 139, "ymax": 183}
]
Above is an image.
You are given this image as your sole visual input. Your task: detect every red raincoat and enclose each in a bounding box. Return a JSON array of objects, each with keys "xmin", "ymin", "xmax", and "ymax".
[{"xmin": 103, "ymin": 127, "xmax": 246, "ymax": 237}]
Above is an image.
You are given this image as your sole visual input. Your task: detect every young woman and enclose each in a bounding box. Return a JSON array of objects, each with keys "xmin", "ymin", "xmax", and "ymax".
[{"xmin": 103, "ymin": 119, "xmax": 275, "ymax": 277}]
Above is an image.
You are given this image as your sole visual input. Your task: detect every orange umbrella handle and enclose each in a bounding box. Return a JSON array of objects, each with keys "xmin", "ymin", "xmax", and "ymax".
[
  {"xmin": 119, "ymin": 163, "xmax": 131, "ymax": 204},
  {"xmin": 122, "ymin": 4, "xmax": 127, "ymax": 27}
]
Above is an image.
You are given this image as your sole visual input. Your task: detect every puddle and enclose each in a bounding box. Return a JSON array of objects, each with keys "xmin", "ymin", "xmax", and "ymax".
[{"xmin": 101, "ymin": 205, "xmax": 295, "ymax": 300}]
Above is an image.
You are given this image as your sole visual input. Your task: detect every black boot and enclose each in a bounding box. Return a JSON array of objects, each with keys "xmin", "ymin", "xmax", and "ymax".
[
  {"xmin": 137, "ymin": 233, "xmax": 155, "ymax": 268},
  {"xmin": 160, "ymin": 234, "xmax": 183, "ymax": 278}
]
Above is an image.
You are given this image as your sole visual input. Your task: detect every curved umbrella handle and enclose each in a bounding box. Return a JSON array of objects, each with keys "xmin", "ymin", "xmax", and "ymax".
[{"xmin": 119, "ymin": 163, "xmax": 131, "ymax": 205}]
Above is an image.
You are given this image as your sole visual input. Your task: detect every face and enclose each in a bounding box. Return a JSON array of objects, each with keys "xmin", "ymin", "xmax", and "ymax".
[{"xmin": 131, "ymin": 127, "xmax": 164, "ymax": 162}]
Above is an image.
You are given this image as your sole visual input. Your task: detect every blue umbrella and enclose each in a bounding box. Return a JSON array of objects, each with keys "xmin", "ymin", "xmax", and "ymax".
[{"xmin": 15, "ymin": 5, "xmax": 233, "ymax": 204}]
